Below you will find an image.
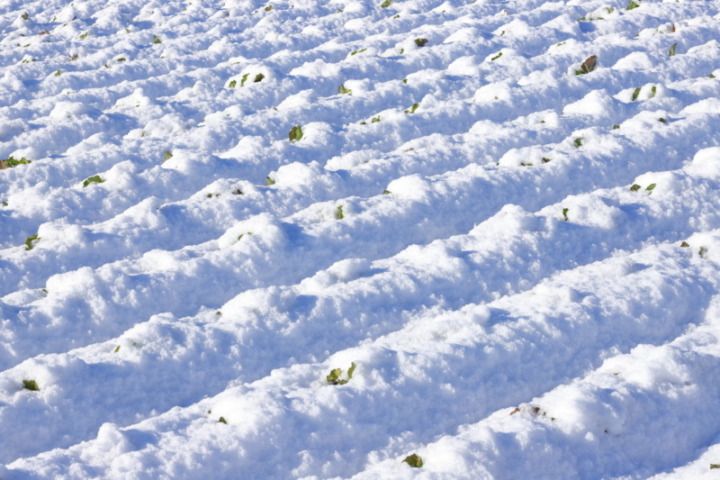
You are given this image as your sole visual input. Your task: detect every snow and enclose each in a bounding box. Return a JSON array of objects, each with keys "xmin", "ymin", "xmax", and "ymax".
[{"xmin": 1, "ymin": 0, "xmax": 720, "ymax": 478}]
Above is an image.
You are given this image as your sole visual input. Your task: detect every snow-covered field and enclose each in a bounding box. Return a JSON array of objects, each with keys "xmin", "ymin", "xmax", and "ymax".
[{"xmin": 2, "ymin": 0, "xmax": 720, "ymax": 477}]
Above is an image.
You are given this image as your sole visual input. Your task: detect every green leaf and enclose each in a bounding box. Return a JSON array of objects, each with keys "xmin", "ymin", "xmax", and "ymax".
[
  {"xmin": 405, "ymin": 103, "xmax": 420, "ymax": 114},
  {"xmin": 491, "ymin": 52, "xmax": 503, "ymax": 61},
  {"xmin": 79, "ymin": 31, "xmax": 89, "ymax": 39},
  {"xmin": 117, "ymin": 57, "xmax": 126, "ymax": 62},
  {"xmin": 21, "ymin": 12, "xmax": 29, "ymax": 20},
  {"xmin": 228, "ymin": 79, "xmax": 237, "ymax": 88},
  {"xmin": 383, "ymin": 189, "xmax": 391, "ymax": 194},
  {"xmin": 350, "ymin": 48, "xmax": 367, "ymax": 56},
  {"xmin": 630, "ymin": 184, "xmax": 641, "ymax": 191},
  {"xmin": 326, "ymin": 368, "xmax": 343, "ymax": 384},
  {"xmin": 381, "ymin": 0, "xmax": 392, "ymax": 7},
  {"xmin": 402, "ymin": 78, "xmax": 408, "ymax": 84},
  {"xmin": 218, "ymin": 416, "xmax": 228, "ymax": 424},
  {"xmin": 646, "ymin": 183, "xmax": 656, "ymax": 191},
  {"xmin": 710, "ymin": 464, "xmax": 720, "ymax": 469},
  {"xmin": 562, "ymin": 208, "xmax": 569, "ymax": 221},
  {"xmin": 240, "ymin": 73, "xmax": 250, "ymax": 86},
  {"xmin": 649, "ymin": 85, "xmax": 657, "ymax": 99},
  {"xmin": 338, "ymin": 84, "xmax": 352, "ymax": 95},
  {"xmin": 114, "ymin": 345, "xmax": 121, "ymax": 353},
  {"xmin": 414, "ymin": 38, "xmax": 428, "ymax": 47},
  {"xmin": 265, "ymin": 176, "xmax": 276, "ymax": 186},
  {"xmin": 370, "ymin": 115, "xmax": 381, "ymax": 123},
  {"xmin": 254, "ymin": 73, "xmax": 265, "ymax": 83},
  {"xmin": 54, "ymin": 69, "xmax": 62, "ymax": 76},
  {"xmin": 153, "ymin": 35, "xmax": 162, "ymax": 44},
  {"xmin": 668, "ymin": 43, "xmax": 677, "ymax": 57},
  {"xmin": 288, "ymin": 125, "xmax": 303, "ymax": 141},
  {"xmin": 626, "ymin": 0, "xmax": 639, "ymax": 10},
  {"xmin": 264, "ymin": 5, "xmax": 272, "ymax": 11},
  {"xmin": 335, "ymin": 205, "xmax": 344, "ymax": 220},
  {"xmin": 612, "ymin": 124, "xmax": 620, "ymax": 129},
  {"xmin": 631, "ymin": 87, "xmax": 641, "ymax": 101},
  {"xmin": 574, "ymin": 137, "xmax": 583, "ymax": 148},
  {"xmin": 83, "ymin": 175, "xmax": 105, "ymax": 187},
  {"xmin": 347, "ymin": 362, "xmax": 356, "ymax": 379},
  {"xmin": 25, "ymin": 234, "xmax": 40, "ymax": 251},
  {"xmin": 541, "ymin": 157, "xmax": 551, "ymax": 163},
  {"xmin": 22, "ymin": 380, "xmax": 39, "ymax": 391},
  {"xmin": 402, "ymin": 454, "xmax": 424, "ymax": 468},
  {"xmin": 163, "ymin": 150, "xmax": 173, "ymax": 161},
  {"xmin": 681, "ymin": 241, "xmax": 690, "ymax": 248},
  {"xmin": 0, "ymin": 156, "xmax": 31, "ymax": 169}
]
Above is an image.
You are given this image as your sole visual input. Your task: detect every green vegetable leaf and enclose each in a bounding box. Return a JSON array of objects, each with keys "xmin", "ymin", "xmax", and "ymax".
[
  {"xmin": 25, "ymin": 234, "xmax": 40, "ymax": 251},
  {"xmin": 326, "ymin": 368, "xmax": 343, "ymax": 384},
  {"xmin": 338, "ymin": 84, "xmax": 352, "ymax": 95},
  {"xmin": 83, "ymin": 175, "xmax": 105, "ymax": 187},
  {"xmin": 574, "ymin": 137, "xmax": 583, "ymax": 148},
  {"xmin": 254, "ymin": 73, "xmax": 265, "ymax": 82},
  {"xmin": 646, "ymin": 183, "xmax": 656, "ymax": 191},
  {"xmin": 22, "ymin": 380, "xmax": 40, "ymax": 391},
  {"xmin": 228, "ymin": 79, "xmax": 237, "ymax": 88},
  {"xmin": 710, "ymin": 464, "xmax": 720, "ymax": 469},
  {"xmin": 405, "ymin": 103, "xmax": 420, "ymax": 114},
  {"xmin": 347, "ymin": 362, "xmax": 356, "ymax": 378},
  {"xmin": 0, "ymin": 156, "xmax": 31, "ymax": 169},
  {"xmin": 630, "ymin": 184, "xmax": 641, "ymax": 191},
  {"xmin": 218, "ymin": 416, "xmax": 228, "ymax": 424},
  {"xmin": 289, "ymin": 125, "xmax": 303, "ymax": 141},
  {"xmin": 626, "ymin": 0, "xmax": 639, "ymax": 10},
  {"xmin": 403, "ymin": 454, "xmax": 424, "ymax": 468}
]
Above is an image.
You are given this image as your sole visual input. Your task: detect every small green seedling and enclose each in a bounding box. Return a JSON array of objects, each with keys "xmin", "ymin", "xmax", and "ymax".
[
  {"xmin": 575, "ymin": 55, "xmax": 597, "ymax": 75},
  {"xmin": 626, "ymin": 0, "xmax": 639, "ymax": 10},
  {"xmin": 631, "ymin": 87, "xmax": 641, "ymax": 101},
  {"xmin": 681, "ymin": 241, "xmax": 690, "ymax": 248},
  {"xmin": 699, "ymin": 246, "xmax": 708, "ymax": 258},
  {"xmin": 80, "ymin": 31, "xmax": 89, "ymax": 39},
  {"xmin": 646, "ymin": 183, "xmax": 656, "ymax": 192},
  {"xmin": 381, "ymin": 0, "xmax": 392, "ymax": 7},
  {"xmin": 630, "ymin": 184, "xmax": 641, "ymax": 191},
  {"xmin": 350, "ymin": 48, "xmax": 367, "ymax": 56},
  {"xmin": 153, "ymin": 35, "xmax": 162, "ymax": 44},
  {"xmin": 228, "ymin": 79, "xmax": 237, "ymax": 88},
  {"xmin": 254, "ymin": 73, "xmax": 264, "ymax": 82},
  {"xmin": 264, "ymin": 5, "xmax": 272, "ymax": 11},
  {"xmin": 54, "ymin": 69, "xmax": 62, "ymax": 76},
  {"xmin": 541, "ymin": 157, "xmax": 551, "ymax": 163},
  {"xmin": 0, "ymin": 156, "xmax": 31, "ymax": 169},
  {"xmin": 370, "ymin": 115, "xmax": 381, "ymax": 123},
  {"xmin": 383, "ymin": 189, "xmax": 391, "ymax": 194},
  {"xmin": 415, "ymin": 38, "xmax": 428, "ymax": 47},
  {"xmin": 658, "ymin": 117, "xmax": 667, "ymax": 124},
  {"xmin": 163, "ymin": 150, "xmax": 173, "ymax": 161},
  {"xmin": 218, "ymin": 416, "xmax": 228, "ymax": 424},
  {"xmin": 562, "ymin": 208, "xmax": 569, "ymax": 221},
  {"xmin": 25, "ymin": 234, "xmax": 40, "ymax": 251},
  {"xmin": 117, "ymin": 57, "xmax": 126, "ymax": 62},
  {"xmin": 240, "ymin": 73, "xmax": 250, "ymax": 86},
  {"xmin": 491, "ymin": 52, "xmax": 503, "ymax": 61},
  {"xmin": 402, "ymin": 78, "xmax": 408, "ymax": 84},
  {"xmin": 402, "ymin": 454, "xmax": 424, "ymax": 468},
  {"xmin": 405, "ymin": 103, "xmax": 420, "ymax": 114},
  {"xmin": 21, "ymin": 12, "xmax": 29, "ymax": 20},
  {"xmin": 289, "ymin": 125, "xmax": 303, "ymax": 141},
  {"xmin": 114, "ymin": 345, "xmax": 121, "ymax": 353},
  {"xmin": 668, "ymin": 43, "xmax": 677, "ymax": 57},
  {"xmin": 326, "ymin": 362, "xmax": 356, "ymax": 385},
  {"xmin": 612, "ymin": 124, "xmax": 620, "ymax": 129},
  {"xmin": 335, "ymin": 205, "xmax": 344, "ymax": 220},
  {"xmin": 265, "ymin": 176, "xmax": 276, "ymax": 186},
  {"xmin": 22, "ymin": 380, "xmax": 39, "ymax": 391},
  {"xmin": 83, "ymin": 175, "xmax": 105, "ymax": 187},
  {"xmin": 338, "ymin": 84, "xmax": 352, "ymax": 94},
  {"xmin": 710, "ymin": 464, "xmax": 720, "ymax": 469},
  {"xmin": 574, "ymin": 137, "xmax": 583, "ymax": 148}
]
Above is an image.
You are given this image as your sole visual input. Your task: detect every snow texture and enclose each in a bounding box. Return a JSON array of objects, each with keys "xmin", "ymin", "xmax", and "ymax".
[{"xmin": 2, "ymin": 0, "xmax": 720, "ymax": 478}]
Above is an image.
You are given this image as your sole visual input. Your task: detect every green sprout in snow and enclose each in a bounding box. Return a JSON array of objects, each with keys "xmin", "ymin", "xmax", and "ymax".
[
  {"xmin": 240, "ymin": 73, "xmax": 250, "ymax": 86},
  {"xmin": 405, "ymin": 103, "xmax": 420, "ymax": 114},
  {"xmin": 630, "ymin": 184, "xmax": 641, "ymax": 191},
  {"xmin": 153, "ymin": 35, "xmax": 162, "ymax": 44},
  {"xmin": 0, "ymin": 156, "xmax": 31, "ymax": 169},
  {"xmin": 22, "ymin": 380, "xmax": 39, "ymax": 391},
  {"xmin": 646, "ymin": 183, "xmax": 656, "ymax": 192},
  {"xmin": 265, "ymin": 176, "xmax": 276, "ymax": 186},
  {"xmin": 381, "ymin": 0, "xmax": 392, "ymax": 7},
  {"xmin": 288, "ymin": 125, "xmax": 303, "ymax": 141},
  {"xmin": 710, "ymin": 464, "xmax": 720, "ymax": 470},
  {"xmin": 218, "ymin": 416, "xmax": 228, "ymax": 424},
  {"xmin": 626, "ymin": 0, "xmax": 639, "ymax": 10},
  {"xmin": 574, "ymin": 137, "xmax": 583, "ymax": 148},
  {"xmin": 228, "ymin": 79, "xmax": 237, "ymax": 88},
  {"xmin": 326, "ymin": 362, "xmax": 356, "ymax": 385},
  {"xmin": 254, "ymin": 73, "xmax": 265, "ymax": 82},
  {"xmin": 668, "ymin": 43, "xmax": 677, "ymax": 57},
  {"xmin": 491, "ymin": 52, "xmax": 503, "ymax": 61},
  {"xmin": 402, "ymin": 454, "xmax": 424, "ymax": 468},
  {"xmin": 562, "ymin": 208, "xmax": 569, "ymax": 221},
  {"xmin": 25, "ymin": 234, "xmax": 40, "ymax": 251},
  {"xmin": 338, "ymin": 84, "xmax": 352, "ymax": 95},
  {"xmin": 83, "ymin": 175, "xmax": 105, "ymax": 187},
  {"xmin": 335, "ymin": 205, "xmax": 344, "ymax": 220},
  {"xmin": 414, "ymin": 38, "xmax": 429, "ymax": 47},
  {"xmin": 163, "ymin": 150, "xmax": 173, "ymax": 161},
  {"xmin": 681, "ymin": 241, "xmax": 690, "ymax": 248}
]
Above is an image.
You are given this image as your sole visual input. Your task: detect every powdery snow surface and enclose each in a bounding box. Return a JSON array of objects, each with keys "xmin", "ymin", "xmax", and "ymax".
[{"xmin": 2, "ymin": 0, "xmax": 720, "ymax": 478}]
